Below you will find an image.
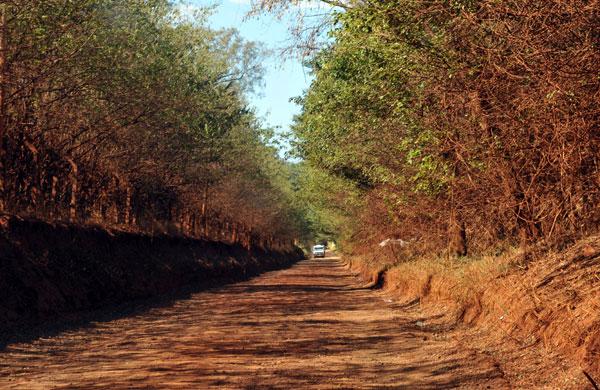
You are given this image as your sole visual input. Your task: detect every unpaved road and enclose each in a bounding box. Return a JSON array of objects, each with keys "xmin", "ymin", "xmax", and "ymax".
[{"xmin": 0, "ymin": 257, "xmax": 509, "ymax": 389}]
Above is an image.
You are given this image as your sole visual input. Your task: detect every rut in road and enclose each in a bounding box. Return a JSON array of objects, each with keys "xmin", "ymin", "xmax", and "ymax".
[{"xmin": 0, "ymin": 257, "xmax": 508, "ymax": 389}]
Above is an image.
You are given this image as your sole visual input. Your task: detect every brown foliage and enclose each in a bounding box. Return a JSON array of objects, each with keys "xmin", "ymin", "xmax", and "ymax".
[
  {"xmin": 351, "ymin": 0, "xmax": 600, "ymax": 254},
  {"xmin": 441, "ymin": 0, "xmax": 599, "ymax": 248},
  {"xmin": 0, "ymin": 2, "xmax": 300, "ymax": 250}
]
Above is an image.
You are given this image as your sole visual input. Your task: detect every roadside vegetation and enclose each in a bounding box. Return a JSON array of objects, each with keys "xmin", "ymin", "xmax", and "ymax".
[
  {"xmin": 259, "ymin": 0, "xmax": 599, "ymax": 258},
  {"xmin": 255, "ymin": 0, "xmax": 600, "ymax": 379},
  {"xmin": 0, "ymin": 0, "xmax": 312, "ymax": 250},
  {"xmin": 0, "ymin": 0, "xmax": 598, "ymax": 383}
]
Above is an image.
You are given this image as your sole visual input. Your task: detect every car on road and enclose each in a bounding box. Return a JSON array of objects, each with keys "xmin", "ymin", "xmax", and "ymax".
[{"xmin": 312, "ymin": 244, "xmax": 326, "ymax": 258}]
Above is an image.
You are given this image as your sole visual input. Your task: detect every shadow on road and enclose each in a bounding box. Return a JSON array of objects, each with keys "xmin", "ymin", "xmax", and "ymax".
[{"xmin": 0, "ymin": 258, "xmax": 508, "ymax": 389}]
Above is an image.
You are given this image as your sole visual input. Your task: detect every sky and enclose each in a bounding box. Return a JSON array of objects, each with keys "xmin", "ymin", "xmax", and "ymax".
[{"xmin": 186, "ymin": 0, "xmax": 316, "ymax": 146}]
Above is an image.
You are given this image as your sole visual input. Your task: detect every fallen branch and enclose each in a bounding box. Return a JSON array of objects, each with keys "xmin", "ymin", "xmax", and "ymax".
[{"xmin": 583, "ymin": 370, "xmax": 599, "ymax": 390}]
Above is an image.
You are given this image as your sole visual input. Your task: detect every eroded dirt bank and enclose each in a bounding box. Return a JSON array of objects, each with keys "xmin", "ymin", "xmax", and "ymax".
[
  {"xmin": 347, "ymin": 240, "xmax": 600, "ymax": 389},
  {"xmin": 0, "ymin": 215, "xmax": 303, "ymax": 333}
]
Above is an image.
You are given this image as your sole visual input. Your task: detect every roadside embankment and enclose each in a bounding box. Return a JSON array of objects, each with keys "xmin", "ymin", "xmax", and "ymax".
[
  {"xmin": 0, "ymin": 215, "xmax": 304, "ymax": 332},
  {"xmin": 345, "ymin": 238, "xmax": 600, "ymax": 381}
]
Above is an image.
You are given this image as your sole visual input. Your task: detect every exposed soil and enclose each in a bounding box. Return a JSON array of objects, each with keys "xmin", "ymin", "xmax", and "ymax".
[
  {"xmin": 2, "ymin": 255, "xmax": 594, "ymax": 389},
  {"xmin": 0, "ymin": 256, "xmax": 518, "ymax": 389},
  {"xmin": 348, "ymin": 239, "xmax": 600, "ymax": 389}
]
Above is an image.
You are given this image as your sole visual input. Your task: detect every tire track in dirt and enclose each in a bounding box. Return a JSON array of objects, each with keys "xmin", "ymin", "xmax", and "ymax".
[{"xmin": 0, "ymin": 257, "xmax": 508, "ymax": 389}]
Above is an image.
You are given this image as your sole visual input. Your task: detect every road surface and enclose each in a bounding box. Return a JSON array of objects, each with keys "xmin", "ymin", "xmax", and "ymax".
[{"xmin": 0, "ymin": 257, "xmax": 508, "ymax": 389}]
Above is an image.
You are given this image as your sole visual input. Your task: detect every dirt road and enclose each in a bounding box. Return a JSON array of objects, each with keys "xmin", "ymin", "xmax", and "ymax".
[{"xmin": 0, "ymin": 257, "xmax": 509, "ymax": 389}]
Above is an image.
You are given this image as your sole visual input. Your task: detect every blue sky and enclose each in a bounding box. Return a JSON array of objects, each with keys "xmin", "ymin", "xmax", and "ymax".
[{"xmin": 186, "ymin": 1, "xmax": 315, "ymax": 143}]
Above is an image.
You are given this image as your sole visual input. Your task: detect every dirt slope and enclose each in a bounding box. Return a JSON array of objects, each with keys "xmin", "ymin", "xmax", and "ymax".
[
  {"xmin": 348, "ymin": 237, "xmax": 600, "ymax": 388},
  {"xmin": 0, "ymin": 215, "xmax": 302, "ymax": 332}
]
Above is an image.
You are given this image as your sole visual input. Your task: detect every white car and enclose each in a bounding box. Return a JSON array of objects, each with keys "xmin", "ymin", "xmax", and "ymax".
[{"xmin": 312, "ymin": 244, "xmax": 326, "ymax": 258}]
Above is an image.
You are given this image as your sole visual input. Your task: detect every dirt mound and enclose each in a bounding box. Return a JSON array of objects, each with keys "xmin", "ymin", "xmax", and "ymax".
[
  {"xmin": 0, "ymin": 215, "xmax": 303, "ymax": 332},
  {"xmin": 345, "ymin": 237, "xmax": 600, "ymax": 381}
]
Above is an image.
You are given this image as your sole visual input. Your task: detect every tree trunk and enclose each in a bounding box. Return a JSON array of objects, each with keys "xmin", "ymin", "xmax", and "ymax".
[
  {"xmin": 448, "ymin": 211, "xmax": 467, "ymax": 257},
  {"xmin": 110, "ymin": 177, "xmax": 119, "ymax": 224},
  {"xmin": 50, "ymin": 176, "xmax": 58, "ymax": 218},
  {"xmin": 23, "ymin": 139, "xmax": 39, "ymax": 210},
  {"xmin": 231, "ymin": 225, "xmax": 238, "ymax": 243},
  {"xmin": 190, "ymin": 212, "xmax": 196, "ymax": 237},
  {"xmin": 99, "ymin": 189, "xmax": 107, "ymax": 221},
  {"xmin": 0, "ymin": 5, "xmax": 7, "ymax": 212},
  {"xmin": 124, "ymin": 186, "xmax": 132, "ymax": 226},
  {"xmin": 245, "ymin": 229, "xmax": 252, "ymax": 251},
  {"xmin": 201, "ymin": 183, "xmax": 209, "ymax": 237},
  {"xmin": 66, "ymin": 158, "xmax": 78, "ymax": 222}
]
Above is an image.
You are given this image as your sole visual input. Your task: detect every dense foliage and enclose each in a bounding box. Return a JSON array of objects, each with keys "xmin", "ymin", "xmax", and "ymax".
[
  {"xmin": 0, "ymin": 0, "xmax": 310, "ymax": 249},
  {"xmin": 270, "ymin": 0, "xmax": 600, "ymax": 256},
  {"xmin": 2, "ymin": 0, "xmax": 598, "ymax": 255}
]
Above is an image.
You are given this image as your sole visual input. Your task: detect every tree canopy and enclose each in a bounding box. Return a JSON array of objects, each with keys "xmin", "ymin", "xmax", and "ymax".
[
  {"xmin": 277, "ymin": 0, "xmax": 600, "ymax": 256},
  {"xmin": 0, "ymin": 0, "xmax": 312, "ymax": 249}
]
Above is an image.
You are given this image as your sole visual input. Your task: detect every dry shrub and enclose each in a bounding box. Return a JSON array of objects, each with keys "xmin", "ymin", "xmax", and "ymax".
[
  {"xmin": 435, "ymin": 0, "xmax": 600, "ymax": 249},
  {"xmin": 382, "ymin": 250, "xmax": 518, "ymax": 318},
  {"xmin": 344, "ymin": 0, "xmax": 600, "ymax": 256}
]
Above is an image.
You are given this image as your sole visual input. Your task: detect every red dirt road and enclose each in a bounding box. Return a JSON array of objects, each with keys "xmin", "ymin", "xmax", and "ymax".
[{"xmin": 0, "ymin": 257, "xmax": 509, "ymax": 389}]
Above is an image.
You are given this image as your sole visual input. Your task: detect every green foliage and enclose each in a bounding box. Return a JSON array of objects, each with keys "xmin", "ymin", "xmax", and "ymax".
[
  {"xmin": 290, "ymin": 1, "xmax": 455, "ymax": 246},
  {"xmin": 289, "ymin": 162, "xmax": 362, "ymax": 247},
  {"xmin": 1, "ymin": 0, "xmax": 311, "ymax": 245},
  {"xmin": 289, "ymin": 0, "xmax": 600, "ymax": 254}
]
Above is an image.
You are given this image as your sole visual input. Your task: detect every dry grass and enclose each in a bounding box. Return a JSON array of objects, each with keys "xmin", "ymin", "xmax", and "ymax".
[
  {"xmin": 346, "ymin": 238, "xmax": 600, "ymax": 378},
  {"xmin": 350, "ymin": 247, "xmax": 521, "ymax": 315}
]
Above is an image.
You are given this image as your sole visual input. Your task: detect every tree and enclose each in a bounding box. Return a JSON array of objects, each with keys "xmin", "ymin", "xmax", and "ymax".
[
  {"xmin": 274, "ymin": 0, "xmax": 600, "ymax": 256},
  {"xmin": 0, "ymin": 0, "xmax": 313, "ymax": 249}
]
